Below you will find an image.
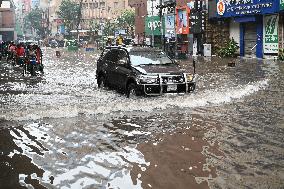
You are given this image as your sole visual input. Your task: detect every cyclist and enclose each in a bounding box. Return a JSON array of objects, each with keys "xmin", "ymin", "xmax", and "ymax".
[{"xmin": 15, "ymin": 43, "xmax": 25, "ymax": 66}]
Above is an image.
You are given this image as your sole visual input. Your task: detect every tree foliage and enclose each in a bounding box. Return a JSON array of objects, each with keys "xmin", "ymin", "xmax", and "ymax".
[
  {"xmin": 217, "ymin": 38, "xmax": 239, "ymax": 58},
  {"xmin": 103, "ymin": 20, "xmax": 116, "ymax": 37},
  {"xmin": 117, "ymin": 9, "xmax": 135, "ymax": 29},
  {"xmin": 57, "ymin": 0, "xmax": 80, "ymax": 32},
  {"xmin": 25, "ymin": 7, "xmax": 44, "ymax": 37}
]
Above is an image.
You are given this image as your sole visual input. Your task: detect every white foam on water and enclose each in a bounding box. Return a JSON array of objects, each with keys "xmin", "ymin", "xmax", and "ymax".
[{"xmin": 0, "ymin": 79, "xmax": 269, "ymax": 121}]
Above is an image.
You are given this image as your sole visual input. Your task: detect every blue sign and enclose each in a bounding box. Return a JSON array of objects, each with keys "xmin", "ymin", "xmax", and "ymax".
[
  {"xmin": 216, "ymin": 0, "xmax": 279, "ymax": 17},
  {"xmin": 59, "ymin": 25, "xmax": 65, "ymax": 34}
]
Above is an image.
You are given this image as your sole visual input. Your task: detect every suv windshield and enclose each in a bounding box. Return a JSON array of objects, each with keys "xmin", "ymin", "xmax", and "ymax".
[{"xmin": 129, "ymin": 50, "xmax": 173, "ymax": 66}]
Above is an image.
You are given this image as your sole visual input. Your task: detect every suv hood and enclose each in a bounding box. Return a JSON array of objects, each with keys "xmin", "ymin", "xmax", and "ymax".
[{"xmin": 133, "ymin": 64, "xmax": 185, "ymax": 75}]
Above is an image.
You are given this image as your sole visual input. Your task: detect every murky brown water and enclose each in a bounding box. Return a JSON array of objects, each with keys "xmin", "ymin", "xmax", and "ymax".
[{"xmin": 0, "ymin": 48, "xmax": 283, "ymax": 189}]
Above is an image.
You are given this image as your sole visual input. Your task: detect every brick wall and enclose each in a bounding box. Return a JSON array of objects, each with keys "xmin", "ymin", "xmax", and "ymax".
[
  {"xmin": 175, "ymin": 0, "xmax": 191, "ymax": 7},
  {"xmin": 205, "ymin": 18, "xmax": 230, "ymax": 55},
  {"xmin": 1, "ymin": 11, "xmax": 15, "ymax": 28},
  {"xmin": 129, "ymin": 0, "xmax": 147, "ymax": 43}
]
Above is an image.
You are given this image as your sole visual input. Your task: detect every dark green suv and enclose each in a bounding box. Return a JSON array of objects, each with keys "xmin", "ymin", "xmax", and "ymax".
[{"xmin": 96, "ymin": 46, "xmax": 196, "ymax": 98}]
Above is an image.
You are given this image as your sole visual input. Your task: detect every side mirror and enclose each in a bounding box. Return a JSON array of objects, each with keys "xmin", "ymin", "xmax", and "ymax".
[{"xmin": 173, "ymin": 59, "xmax": 180, "ymax": 64}]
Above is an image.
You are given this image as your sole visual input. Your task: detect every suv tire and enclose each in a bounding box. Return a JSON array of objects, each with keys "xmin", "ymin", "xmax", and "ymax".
[
  {"xmin": 98, "ymin": 75, "xmax": 107, "ymax": 89},
  {"xmin": 126, "ymin": 83, "xmax": 138, "ymax": 98},
  {"xmin": 188, "ymin": 83, "xmax": 196, "ymax": 92}
]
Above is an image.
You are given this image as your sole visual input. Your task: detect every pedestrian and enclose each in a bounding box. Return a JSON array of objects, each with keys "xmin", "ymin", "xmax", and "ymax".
[
  {"xmin": 35, "ymin": 45, "xmax": 44, "ymax": 74},
  {"xmin": 7, "ymin": 42, "xmax": 16, "ymax": 64}
]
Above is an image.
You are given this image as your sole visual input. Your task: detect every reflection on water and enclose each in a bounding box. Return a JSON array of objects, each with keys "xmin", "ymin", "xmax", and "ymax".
[{"xmin": 0, "ymin": 49, "xmax": 283, "ymax": 188}]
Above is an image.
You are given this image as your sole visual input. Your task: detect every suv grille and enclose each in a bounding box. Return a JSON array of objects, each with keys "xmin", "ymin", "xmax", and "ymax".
[{"xmin": 161, "ymin": 76, "xmax": 184, "ymax": 84}]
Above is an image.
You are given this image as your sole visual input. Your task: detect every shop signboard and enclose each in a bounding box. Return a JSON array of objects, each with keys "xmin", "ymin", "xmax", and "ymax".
[
  {"xmin": 216, "ymin": 0, "xmax": 278, "ymax": 17},
  {"xmin": 165, "ymin": 14, "xmax": 175, "ymax": 37},
  {"xmin": 281, "ymin": 0, "xmax": 284, "ymax": 10},
  {"xmin": 145, "ymin": 16, "xmax": 164, "ymax": 36},
  {"xmin": 176, "ymin": 6, "xmax": 190, "ymax": 34},
  {"xmin": 263, "ymin": 15, "xmax": 279, "ymax": 54}
]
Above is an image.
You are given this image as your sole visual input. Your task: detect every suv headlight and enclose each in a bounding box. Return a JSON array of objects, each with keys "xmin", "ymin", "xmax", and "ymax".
[
  {"xmin": 137, "ymin": 75, "xmax": 158, "ymax": 84},
  {"xmin": 186, "ymin": 74, "xmax": 193, "ymax": 82}
]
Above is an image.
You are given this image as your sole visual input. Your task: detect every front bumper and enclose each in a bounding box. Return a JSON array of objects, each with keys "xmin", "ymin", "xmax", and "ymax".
[{"xmin": 137, "ymin": 74, "xmax": 196, "ymax": 96}]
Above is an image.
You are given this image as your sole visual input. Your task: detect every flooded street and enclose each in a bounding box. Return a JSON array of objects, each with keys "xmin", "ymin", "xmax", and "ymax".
[{"xmin": 0, "ymin": 48, "xmax": 283, "ymax": 189}]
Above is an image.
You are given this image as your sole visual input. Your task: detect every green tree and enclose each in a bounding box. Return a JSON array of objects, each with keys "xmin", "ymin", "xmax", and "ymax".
[
  {"xmin": 117, "ymin": 10, "xmax": 135, "ymax": 34},
  {"xmin": 57, "ymin": 0, "xmax": 80, "ymax": 32},
  {"xmin": 24, "ymin": 7, "xmax": 45, "ymax": 37},
  {"xmin": 117, "ymin": 10, "xmax": 135, "ymax": 28},
  {"xmin": 103, "ymin": 20, "xmax": 116, "ymax": 37}
]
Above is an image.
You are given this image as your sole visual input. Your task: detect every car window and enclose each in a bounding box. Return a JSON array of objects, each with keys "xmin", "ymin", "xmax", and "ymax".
[
  {"xmin": 129, "ymin": 50, "xmax": 173, "ymax": 66},
  {"xmin": 116, "ymin": 50, "xmax": 129, "ymax": 65},
  {"xmin": 102, "ymin": 49, "xmax": 110, "ymax": 56},
  {"xmin": 103, "ymin": 50, "xmax": 118, "ymax": 62}
]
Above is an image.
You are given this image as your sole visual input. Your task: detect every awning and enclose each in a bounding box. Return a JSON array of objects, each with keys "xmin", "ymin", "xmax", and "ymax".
[{"xmin": 234, "ymin": 16, "xmax": 256, "ymax": 23}]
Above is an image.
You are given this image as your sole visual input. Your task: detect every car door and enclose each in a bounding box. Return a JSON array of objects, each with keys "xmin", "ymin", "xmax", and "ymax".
[
  {"xmin": 112, "ymin": 49, "xmax": 132, "ymax": 90},
  {"xmin": 103, "ymin": 50, "xmax": 119, "ymax": 86}
]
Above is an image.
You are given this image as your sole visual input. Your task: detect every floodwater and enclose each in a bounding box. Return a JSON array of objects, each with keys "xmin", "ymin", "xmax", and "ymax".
[{"xmin": 0, "ymin": 48, "xmax": 283, "ymax": 189}]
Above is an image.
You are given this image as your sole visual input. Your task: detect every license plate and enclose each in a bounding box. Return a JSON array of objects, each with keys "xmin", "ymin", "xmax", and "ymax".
[{"xmin": 167, "ymin": 85, "xmax": 177, "ymax": 91}]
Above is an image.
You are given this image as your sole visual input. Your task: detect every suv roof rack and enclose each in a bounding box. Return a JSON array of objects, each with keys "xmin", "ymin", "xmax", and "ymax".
[
  {"xmin": 132, "ymin": 44, "xmax": 153, "ymax": 48},
  {"xmin": 105, "ymin": 45, "xmax": 127, "ymax": 49}
]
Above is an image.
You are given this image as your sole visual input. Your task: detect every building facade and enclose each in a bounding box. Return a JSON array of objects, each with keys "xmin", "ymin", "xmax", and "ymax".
[
  {"xmin": 129, "ymin": 0, "xmax": 147, "ymax": 44},
  {"xmin": 22, "ymin": 0, "xmax": 31, "ymax": 13},
  {"xmin": 31, "ymin": 0, "xmax": 40, "ymax": 8},
  {"xmin": 48, "ymin": 0, "xmax": 63, "ymax": 35},
  {"xmin": 80, "ymin": 0, "xmax": 133, "ymax": 30},
  {"xmin": 211, "ymin": 0, "xmax": 281, "ymax": 59},
  {"xmin": 0, "ymin": 0, "xmax": 16, "ymax": 41}
]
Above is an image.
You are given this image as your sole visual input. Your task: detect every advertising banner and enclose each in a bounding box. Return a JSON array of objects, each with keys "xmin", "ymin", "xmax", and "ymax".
[
  {"xmin": 165, "ymin": 14, "xmax": 175, "ymax": 37},
  {"xmin": 216, "ymin": 0, "xmax": 278, "ymax": 17},
  {"xmin": 281, "ymin": 0, "xmax": 284, "ymax": 10},
  {"xmin": 263, "ymin": 15, "xmax": 279, "ymax": 54},
  {"xmin": 176, "ymin": 6, "xmax": 190, "ymax": 34},
  {"xmin": 145, "ymin": 16, "xmax": 164, "ymax": 35}
]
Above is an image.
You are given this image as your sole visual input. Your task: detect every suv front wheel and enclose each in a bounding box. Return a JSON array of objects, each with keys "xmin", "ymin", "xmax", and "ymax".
[
  {"xmin": 98, "ymin": 75, "xmax": 107, "ymax": 89},
  {"xmin": 126, "ymin": 83, "xmax": 139, "ymax": 98}
]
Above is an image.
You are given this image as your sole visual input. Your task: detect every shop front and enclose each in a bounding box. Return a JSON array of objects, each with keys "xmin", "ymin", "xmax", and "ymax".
[
  {"xmin": 216, "ymin": 0, "xmax": 279, "ymax": 58},
  {"xmin": 176, "ymin": 6, "xmax": 190, "ymax": 59}
]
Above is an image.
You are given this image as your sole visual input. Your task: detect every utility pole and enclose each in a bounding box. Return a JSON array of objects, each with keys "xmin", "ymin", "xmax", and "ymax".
[
  {"xmin": 151, "ymin": 0, "xmax": 154, "ymax": 47},
  {"xmin": 159, "ymin": 0, "xmax": 163, "ymax": 50}
]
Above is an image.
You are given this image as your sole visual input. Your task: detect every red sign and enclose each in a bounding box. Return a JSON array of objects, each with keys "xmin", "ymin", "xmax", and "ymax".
[
  {"xmin": 217, "ymin": 0, "xmax": 225, "ymax": 16},
  {"xmin": 176, "ymin": 6, "xmax": 190, "ymax": 34}
]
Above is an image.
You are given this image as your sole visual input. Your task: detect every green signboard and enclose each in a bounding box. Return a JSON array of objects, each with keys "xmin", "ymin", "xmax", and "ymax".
[
  {"xmin": 281, "ymin": 0, "xmax": 284, "ymax": 10},
  {"xmin": 145, "ymin": 16, "xmax": 165, "ymax": 36},
  {"xmin": 263, "ymin": 15, "xmax": 279, "ymax": 54}
]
